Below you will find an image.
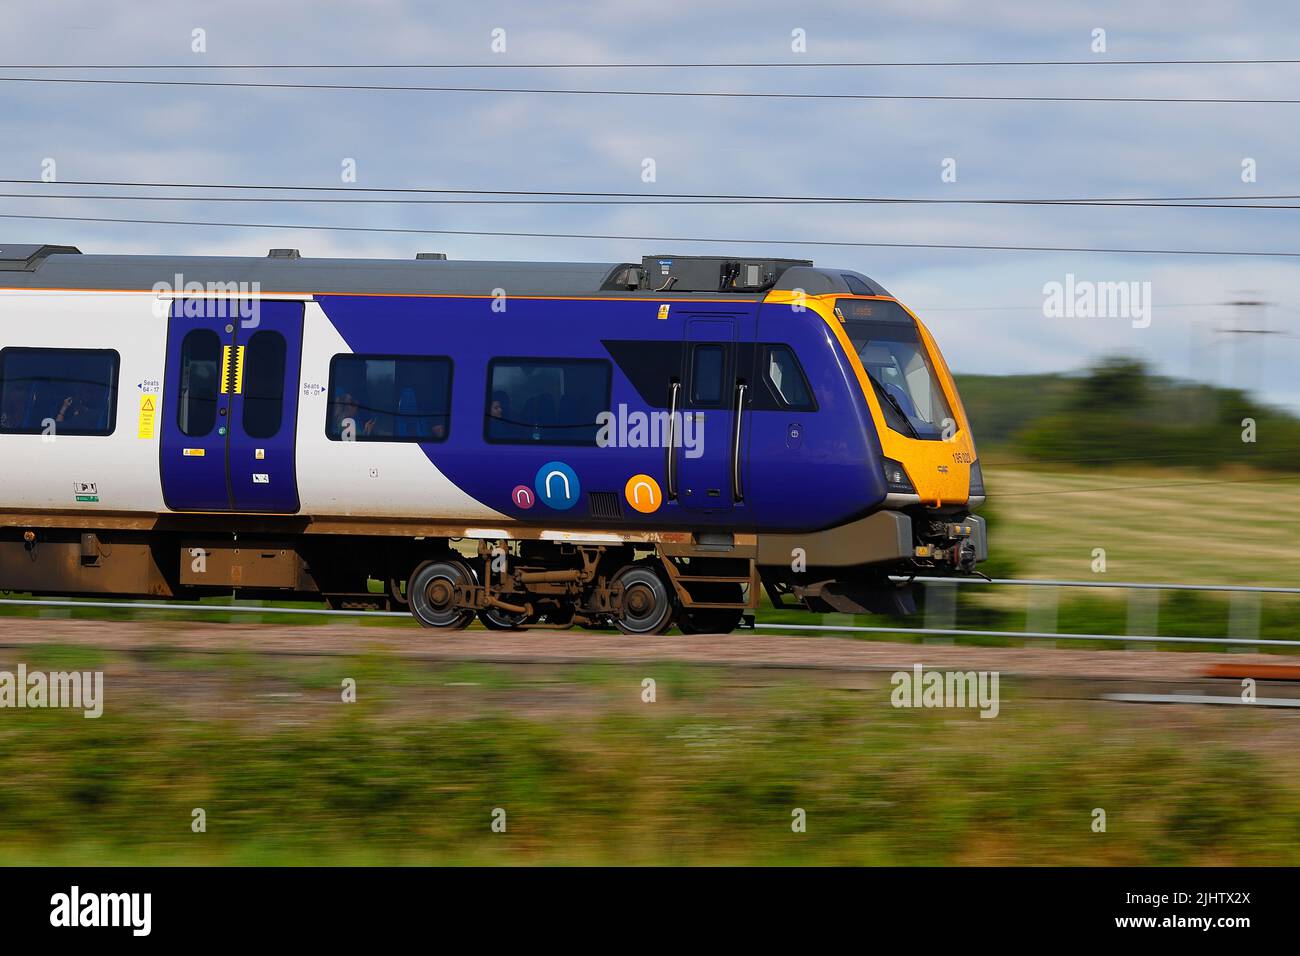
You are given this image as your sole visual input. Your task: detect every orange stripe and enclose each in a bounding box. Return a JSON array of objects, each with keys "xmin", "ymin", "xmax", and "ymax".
[{"xmin": 0, "ymin": 286, "xmax": 759, "ymax": 302}]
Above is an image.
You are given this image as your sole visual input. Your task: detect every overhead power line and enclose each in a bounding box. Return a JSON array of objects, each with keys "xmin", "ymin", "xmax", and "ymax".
[
  {"xmin": 1, "ymin": 75, "xmax": 1299, "ymax": 104},
  {"xmin": 5, "ymin": 191, "xmax": 1300, "ymax": 209},
  {"xmin": 4, "ymin": 58, "xmax": 1300, "ymax": 69},
  {"xmin": 2, "ymin": 179, "xmax": 1298, "ymax": 208},
  {"xmin": 2, "ymin": 209, "xmax": 1299, "ymax": 257}
]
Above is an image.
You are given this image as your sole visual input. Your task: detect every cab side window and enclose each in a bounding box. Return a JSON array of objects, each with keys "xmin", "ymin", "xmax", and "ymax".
[{"xmin": 762, "ymin": 345, "xmax": 816, "ymax": 411}]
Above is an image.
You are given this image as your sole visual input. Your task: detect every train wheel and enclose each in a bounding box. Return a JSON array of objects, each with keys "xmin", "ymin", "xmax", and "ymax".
[
  {"xmin": 479, "ymin": 606, "xmax": 532, "ymax": 630},
  {"xmin": 408, "ymin": 560, "xmax": 477, "ymax": 630},
  {"xmin": 612, "ymin": 565, "xmax": 676, "ymax": 636}
]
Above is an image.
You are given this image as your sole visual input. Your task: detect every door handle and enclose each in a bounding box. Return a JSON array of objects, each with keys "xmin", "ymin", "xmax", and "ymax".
[
  {"xmin": 732, "ymin": 383, "xmax": 747, "ymax": 502},
  {"xmin": 666, "ymin": 380, "xmax": 681, "ymax": 499}
]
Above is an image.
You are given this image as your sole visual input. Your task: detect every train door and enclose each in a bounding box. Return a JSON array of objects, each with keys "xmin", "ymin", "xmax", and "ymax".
[
  {"xmin": 674, "ymin": 315, "xmax": 749, "ymax": 513},
  {"xmin": 159, "ymin": 299, "xmax": 305, "ymax": 513}
]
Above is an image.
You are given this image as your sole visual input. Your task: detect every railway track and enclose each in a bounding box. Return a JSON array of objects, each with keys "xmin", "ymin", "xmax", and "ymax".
[
  {"xmin": 1, "ymin": 617, "xmax": 1299, "ymax": 708},
  {"xmin": 4, "ymin": 595, "xmax": 1298, "ymax": 648}
]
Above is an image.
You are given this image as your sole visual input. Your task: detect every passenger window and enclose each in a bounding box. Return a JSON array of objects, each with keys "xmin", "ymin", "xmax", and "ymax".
[
  {"xmin": 326, "ymin": 355, "xmax": 452, "ymax": 442},
  {"xmin": 764, "ymin": 345, "xmax": 815, "ymax": 411},
  {"xmin": 241, "ymin": 331, "xmax": 286, "ymax": 439},
  {"xmin": 486, "ymin": 358, "xmax": 611, "ymax": 444},
  {"xmin": 178, "ymin": 330, "xmax": 221, "ymax": 437},
  {"xmin": 689, "ymin": 344, "xmax": 726, "ymax": 406},
  {"xmin": 0, "ymin": 346, "xmax": 120, "ymax": 436}
]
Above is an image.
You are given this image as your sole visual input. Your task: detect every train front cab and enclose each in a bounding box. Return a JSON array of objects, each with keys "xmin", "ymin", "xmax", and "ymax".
[{"xmin": 756, "ymin": 292, "xmax": 987, "ymax": 616}]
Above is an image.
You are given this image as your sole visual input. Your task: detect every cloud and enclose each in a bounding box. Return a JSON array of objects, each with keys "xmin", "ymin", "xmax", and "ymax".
[{"xmin": 1, "ymin": 0, "xmax": 1296, "ymax": 407}]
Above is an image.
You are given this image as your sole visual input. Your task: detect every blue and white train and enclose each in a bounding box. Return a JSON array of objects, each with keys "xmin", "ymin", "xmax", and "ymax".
[{"xmin": 0, "ymin": 244, "xmax": 985, "ymax": 633}]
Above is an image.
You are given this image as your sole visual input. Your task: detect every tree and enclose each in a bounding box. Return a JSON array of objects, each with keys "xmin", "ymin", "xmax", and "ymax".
[{"xmin": 1070, "ymin": 356, "xmax": 1149, "ymax": 412}]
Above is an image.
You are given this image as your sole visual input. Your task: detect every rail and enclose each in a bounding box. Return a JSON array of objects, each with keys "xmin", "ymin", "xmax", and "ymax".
[
  {"xmin": 0, "ymin": 574, "xmax": 1296, "ymax": 648},
  {"xmin": 901, "ymin": 575, "xmax": 1300, "ymax": 595}
]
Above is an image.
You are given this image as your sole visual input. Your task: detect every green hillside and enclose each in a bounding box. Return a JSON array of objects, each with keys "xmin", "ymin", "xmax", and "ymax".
[{"xmin": 955, "ymin": 358, "xmax": 1300, "ymax": 471}]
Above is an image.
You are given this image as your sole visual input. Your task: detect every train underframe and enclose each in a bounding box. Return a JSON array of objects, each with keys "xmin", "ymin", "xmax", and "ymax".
[{"xmin": 0, "ymin": 508, "xmax": 985, "ymax": 634}]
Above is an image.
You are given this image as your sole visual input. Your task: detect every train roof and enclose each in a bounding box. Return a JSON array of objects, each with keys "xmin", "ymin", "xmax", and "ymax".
[{"xmin": 0, "ymin": 244, "xmax": 891, "ymax": 299}]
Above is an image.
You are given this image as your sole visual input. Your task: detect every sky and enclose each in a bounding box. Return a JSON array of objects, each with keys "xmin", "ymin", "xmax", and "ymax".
[{"xmin": 2, "ymin": 0, "xmax": 1299, "ymax": 408}]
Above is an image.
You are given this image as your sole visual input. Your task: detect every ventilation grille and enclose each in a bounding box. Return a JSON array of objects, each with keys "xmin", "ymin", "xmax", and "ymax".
[{"xmin": 587, "ymin": 492, "xmax": 623, "ymax": 519}]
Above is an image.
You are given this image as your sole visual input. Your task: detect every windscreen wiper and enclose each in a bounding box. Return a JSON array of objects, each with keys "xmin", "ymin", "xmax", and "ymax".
[{"xmin": 868, "ymin": 375, "xmax": 920, "ymax": 439}]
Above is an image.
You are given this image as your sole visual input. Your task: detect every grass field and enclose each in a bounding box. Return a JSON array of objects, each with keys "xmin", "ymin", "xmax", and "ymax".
[
  {"xmin": 1, "ymin": 648, "xmax": 1298, "ymax": 866},
  {"xmin": 3, "ymin": 463, "xmax": 1298, "ymax": 865},
  {"xmin": 982, "ymin": 463, "xmax": 1300, "ymax": 587}
]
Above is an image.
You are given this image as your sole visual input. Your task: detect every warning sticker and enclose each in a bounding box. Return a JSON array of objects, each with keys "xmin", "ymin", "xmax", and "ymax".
[{"xmin": 137, "ymin": 393, "xmax": 157, "ymax": 439}]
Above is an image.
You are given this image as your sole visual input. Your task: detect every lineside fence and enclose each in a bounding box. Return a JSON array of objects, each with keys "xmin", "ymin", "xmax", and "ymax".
[{"xmin": 2, "ymin": 576, "xmax": 1298, "ymax": 649}]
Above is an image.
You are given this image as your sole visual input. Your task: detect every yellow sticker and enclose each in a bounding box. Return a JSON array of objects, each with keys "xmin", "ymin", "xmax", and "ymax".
[
  {"xmin": 137, "ymin": 394, "xmax": 157, "ymax": 439},
  {"xmin": 624, "ymin": 474, "xmax": 663, "ymax": 514},
  {"xmin": 220, "ymin": 346, "xmax": 232, "ymax": 394},
  {"xmin": 183, "ymin": 448, "xmax": 205, "ymax": 457},
  {"xmin": 657, "ymin": 304, "xmax": 670, "ymax": 320}
]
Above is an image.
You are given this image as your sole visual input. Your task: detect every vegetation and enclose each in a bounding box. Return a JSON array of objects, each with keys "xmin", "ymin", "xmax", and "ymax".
[
  {"xmin": 957, "ymin": 357, "xmax": 1300, "ymax": 472},
  {"xmin": 1, "ymin": 655, "xmax": 1296, "ymax": 865}
]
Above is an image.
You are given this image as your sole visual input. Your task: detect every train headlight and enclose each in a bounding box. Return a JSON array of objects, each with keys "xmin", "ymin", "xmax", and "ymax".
[
  {"xmin": 969, "ymin": 459, "xmax": 986, "ymax": 497},
  {"xmin": 882, "ymin": 457, "xmax": 916, "ymax": 494}
]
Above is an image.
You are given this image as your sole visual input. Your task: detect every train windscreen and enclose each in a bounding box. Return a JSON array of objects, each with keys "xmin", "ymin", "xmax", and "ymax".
[{"xmin": 835, "ymin": 299, "xmax": 954, "ymax": 441}]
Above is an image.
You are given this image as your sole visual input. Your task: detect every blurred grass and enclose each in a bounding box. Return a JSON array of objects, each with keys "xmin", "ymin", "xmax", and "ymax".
[
  {"xmin": 0, "ymin": 659, "xmax": 1297, "ymax": 865},
  {"xmin": 983, "ymin": 464, "xmax": 1300, "ymax": 587}
]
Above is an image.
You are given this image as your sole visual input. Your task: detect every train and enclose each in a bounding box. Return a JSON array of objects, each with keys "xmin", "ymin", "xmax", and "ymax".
[{"xmin": 0, "ymin": 243, "xmax": 986, "ymax": 634}]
